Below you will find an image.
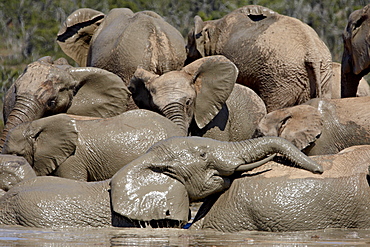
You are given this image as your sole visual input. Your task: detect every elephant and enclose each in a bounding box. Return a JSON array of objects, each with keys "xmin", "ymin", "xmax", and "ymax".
[
  {"xmin": 186, "ymin": 5, "xmax": 333, "ymax": 113},
  {"xmin": 57, "ymin": 8, "xmax": 187, "ymax": 110},
  {"xmin": 331, "ymin": 62, "xmax": 370, "ymax": 98},
  {"xmin": 129, "ymin": 55, "xmax": 267, "ymax": 140},
  {"xmin": 255, "ymin": 96, "xmax": 370, "ymax": 156},
  {"xmin": 341, "ymin": 4, "xmax": 370, "ymax": 98},
  {"xmin": 1, "ymin": 110, "xmax": 183, "ymax": 181},
  {"xmin": 0, "ymin": 155, "xmax": 35, "ymax": 197},
  {"xmin": 191, "ymin": 145, "xmax": 370, "ymax": 232},
  {"xmin": 1, "ymin": 56, "xmax": 131, "ymax": 149},
  {"xmin": 0, "ymin": 136, "xmax": 322, "ymax": 228}
]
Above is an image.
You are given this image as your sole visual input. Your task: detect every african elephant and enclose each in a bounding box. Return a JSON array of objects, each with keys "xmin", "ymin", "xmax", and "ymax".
[
  {"xmin": 0, "ymin": 136, "xmax": 322, "ymax": 228},
  {"xmin": 1, "ymin": 110, "xmax": 182, "ymax": 181},
  {"xmin": 256, "ymin": 96, "xmax": 370, "ymax": 156},
  {"xmin": 191, "ymin": 145, "xmax": 370, "ymax": 232},
  {"xmin": 57, "ymin": 8, "xmax": 187, "ymax": 110},
  {"xmin": 341, "ymin": 4, "xmax": 370, "ymax": 98},
  {"xmin": 186, "ymin": 5, "xmax": 333, "ymax": 112},
  {"xmin": 129, "ymin": 55, "xmax": 267, "ymax": 140},
  {"xmin": 0, "ymin": 155, "xmax": 35, "ymax": 197},
  {"xmin": 1, "ymin": 56, "xmax": 130, "ymax": 149},
  {"xmin": 331, "ymin": 62, "xmax": 370, "ymax": 98}
]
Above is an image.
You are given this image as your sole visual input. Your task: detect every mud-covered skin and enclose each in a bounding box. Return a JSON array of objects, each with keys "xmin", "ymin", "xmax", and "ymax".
[
  {"xmin": 0, "ymin": 155, "xmax": 36, "ymax": 197},
  {"xmin": 192, "ymin": 145, "xmax": 370, "ymax": 232},
  {"xmin": 187, "ymin": 5, "xmax": 333, "ymax": 113},
  {"xmin": 1, "ymin": 56, "xmax": 130, "ymax": 149},
  {"xmin": 130, "ymin": 56, "xmax": 267, "ymax": 141},
  {"xmin": 0, "ymin": 136, "xmax": 321, "ymax": 228},
  {"xmin": 2, "ymin": 110, "xmax": 183, "ymax": 181},
  {"xmin": 341, "ymin": 4, "xmax": 370, "ymax": 98},
  {"xmin": 257, "ymin": 96, "xmax": 370, "ymax": 156},
  {"xmin": 58, "ymin": 8, "xmax": 187, "ymax": 110}
]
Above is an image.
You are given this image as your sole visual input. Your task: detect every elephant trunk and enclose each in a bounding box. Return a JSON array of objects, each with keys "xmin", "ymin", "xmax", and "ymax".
[
  {"xmin": 0, "ymin": 96, "xmax": 44, "ymax": 150},
  {"xmin": 161, "ymin": 102, "xmax": 188, "ymax": 136},
  {"xmin": 341, "ymin": 71, "xmax": 363, "ymax": 98},
  {"xmin": 234, "ymin": 136, "xmax": 323, "ymax": 174}
]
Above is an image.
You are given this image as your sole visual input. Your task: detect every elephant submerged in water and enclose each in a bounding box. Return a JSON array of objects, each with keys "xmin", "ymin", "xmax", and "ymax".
[
  {"xmin": 2, "ymin": 110, "xmax": 182, "ymax": 181},
  {"xmin": 0, "ymin": 136, "xmax": 322, "ymax": 228},
  {"xmin": 191, "ymin": 145, "xmax": 370, "ymax": 232},
  {"xmin": 1, "ymin": 56, "xmax": 130, "ymax": 149},
  {"xmin": 186, "ymin": 5, "xmax": 333, "ymax": 112}
]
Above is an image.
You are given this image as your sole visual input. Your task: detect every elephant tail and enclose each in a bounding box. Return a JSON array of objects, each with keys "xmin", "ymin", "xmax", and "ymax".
[{"xmin": 306, "ymin": 60, "xmax": 333, "ymax": 99}]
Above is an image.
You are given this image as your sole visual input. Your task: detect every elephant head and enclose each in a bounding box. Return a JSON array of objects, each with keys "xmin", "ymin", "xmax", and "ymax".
[
  {"xmin": 341, "ymin": 4, "xmax": 370, "ymax": 97},
  {"xmin": 256, "ymin": 104, "xmax": 323, "ymax": 151},
  {"xmin": 1, "ymin": 56, "xmax": 131, "ymax": 149},
  {"xmin": 129, "ymin": 55, "xmax": 238, "ymax": 135},
  {"xmin": 0, "ymin": 155, "xmax": 36, "ymax": 195},
  {"xmin": 2, "ymin": 114, "xmax": 78, "ymax": 176},
  {"xmin": 110, "ymin": 136, "xmax": 323, "ymax": 228}
]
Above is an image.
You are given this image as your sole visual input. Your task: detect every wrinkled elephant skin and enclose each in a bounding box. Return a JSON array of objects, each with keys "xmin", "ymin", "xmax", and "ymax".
[
  {"xmin": 2, "ymin": 110, "xmax": 183, "ymax": 181},
  {"xmin": 130, "ymin": 55, "xmax": 267, "ymax": 141},
  {"xmin": 192, "ymin": 145, "xmax": 370, "ymax": 232},
  {"xmin": 256, "ymin": 96, "xmax": 370, "ymax": 156},
  {"xmin": 0, "ymin": 136, "xmax": 321, "ymax": 228},
  {"xmin": 186, "ymin": 5, "xmax": 333, "ymax": 112}
]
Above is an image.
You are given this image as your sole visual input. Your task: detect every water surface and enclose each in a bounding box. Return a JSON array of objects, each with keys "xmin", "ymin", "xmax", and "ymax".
[{"xmin": 1, "ymin": 226, "xmax": 370, "ymax": 246}]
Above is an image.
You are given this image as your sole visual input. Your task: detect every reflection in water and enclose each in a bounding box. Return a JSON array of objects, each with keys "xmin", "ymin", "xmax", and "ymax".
[{"xmin": 1, "ymin": 226, "xmax": 370, "ymax": 246}]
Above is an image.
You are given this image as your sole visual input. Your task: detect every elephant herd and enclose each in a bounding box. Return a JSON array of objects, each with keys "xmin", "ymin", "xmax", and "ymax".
[{"xmin": 1, "ymin": 4, "xmax": 370, "ymax": 233}]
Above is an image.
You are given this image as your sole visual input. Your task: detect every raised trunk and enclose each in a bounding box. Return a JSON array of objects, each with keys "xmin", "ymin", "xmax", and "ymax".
[
  {"xmin": 234, "ymin": 136, "xmax": 323, "ymax": 174},
  {"xmin": 161, "ymin": 102, "xmax": 188, "ymax": 136},
  {"xmin": 0, "ymin": 96, "xmax": 44, "ymax": 150}
]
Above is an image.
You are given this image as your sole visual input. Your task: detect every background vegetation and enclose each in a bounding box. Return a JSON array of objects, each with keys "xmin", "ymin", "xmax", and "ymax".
[{"xmin": 0, "ymin": 0, "xmax": 368, "ymax": 122}]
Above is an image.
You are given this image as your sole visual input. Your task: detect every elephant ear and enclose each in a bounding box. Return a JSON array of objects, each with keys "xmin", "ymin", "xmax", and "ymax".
[
  {"xmin": 3, "ymin": 114, "xmax": 78, "ymax": 176},
  {"xmin": 348, "ymin": 6, "xmax": 370, "ymax": 75},
  {"xmin": 3, "ymin": 83, "xmax": 16, "ymax": 124},
  {"xmin": 183, "ymin": 55, "xmax": 238, "ymax": 129},
  {"xmin": 129, "ymin": 68, "xmax": 159, "ymax": 109},
  {"xmin": 110, "ymin": 155, "xmax": 189, "ymax": 226},
  {"xmin": 67, "ymin": 67, "xmax": 131, "ymax": 118},
  {"xmin": 257, "ymin": 105, "xmax": 323, "ymax": 150},
  {"xmin": 194, "ymin": 15, "xmax": 205, "ymax": 58},
  {"xmin": 57, "ymin": 8, "xmax": 105, "ymax": 66}
]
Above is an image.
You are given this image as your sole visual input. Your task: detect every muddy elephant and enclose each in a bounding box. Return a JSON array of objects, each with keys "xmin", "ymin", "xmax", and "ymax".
[
  {"xmin": 186, "ymin": 5, "xmax": 333, "ymax": 112},
  {"xmin": 1, "ymin": 56, "xmax": 130, "ymax": 148},
  {"xmin": 129, "ymin": 55, "xmax": 267, "ymax": 140},
  {"xmin": 331, "ymin": 62, "xmax": 370, "ymax": 98},
  {"xmin": 57, "ymin": 8, "xmax": 187, "ymax": 109},
  {"xmin": 1, "ymin": 110, "xmax": 182, "ymax": 181},
  {"xmin": 341, "ymin": 4, "xmax": 370, "ymax": 98},
  {"xmin": 191, "ymin": 145, "xmax": 370, "ymax": 232},
  {"xmin": 0, "ymin": 136, "xmax": 322, "ymax": 228},
  {"xmin": 0, "ymin": 155, "xmax": 35, "ymax": 197},
  {"xmin": 256, "ymin": 96, "xmax": 370, "ymax": 156}
]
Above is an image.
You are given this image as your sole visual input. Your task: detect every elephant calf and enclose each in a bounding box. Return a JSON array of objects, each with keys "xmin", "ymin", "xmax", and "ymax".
[
  {"xmin": 256, "ymin": 96, "xmax": 370, "ymax": 156},
  {"xmin": 192, "ymin": 145, "xmax": 370, "ymax": 232},
  {"xmin": 0, "ymin": 136, "xmax": 321, "ymax": 228},
  {"xmin": 2, "ymin": 110, "xmax": 183, "ymax": 181}
]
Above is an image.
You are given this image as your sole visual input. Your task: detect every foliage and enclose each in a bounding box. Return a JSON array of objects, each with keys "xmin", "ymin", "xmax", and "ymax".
[{"xmin": 0, "ymin": 0, "xmax": 369, "ymax": 107}]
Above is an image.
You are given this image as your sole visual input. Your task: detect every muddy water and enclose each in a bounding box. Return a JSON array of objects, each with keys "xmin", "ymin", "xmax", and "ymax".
[{"xmin": 1, "ymin": 226, "xmax": 370, "ymax": 246}]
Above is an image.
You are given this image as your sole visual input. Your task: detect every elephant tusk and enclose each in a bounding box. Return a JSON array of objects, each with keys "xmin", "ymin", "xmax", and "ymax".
[{"xmin": 235, "ymin": 153, "xmax": 277, "ymax": 172}]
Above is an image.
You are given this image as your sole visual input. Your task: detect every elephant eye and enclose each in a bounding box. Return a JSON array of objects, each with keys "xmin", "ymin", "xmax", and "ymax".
[
  {"xmin": 47, "ymin": 98, "xmax": 57, "ymax": 108},
  {"xmin": 185, "ymin": 98, "xmax": 192, "ymax": 106},
  {"xmin": 200, "ymin": 152, "xmax": 207, "ymax": 159}
]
